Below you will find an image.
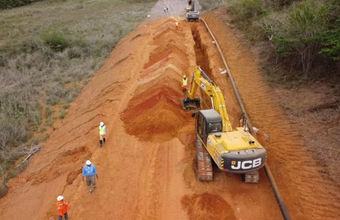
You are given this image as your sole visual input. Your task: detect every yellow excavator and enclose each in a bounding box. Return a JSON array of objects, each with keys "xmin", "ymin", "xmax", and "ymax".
[{"xmin": 182, "ymin": 66, "xmax": 267, "ymax": 183}]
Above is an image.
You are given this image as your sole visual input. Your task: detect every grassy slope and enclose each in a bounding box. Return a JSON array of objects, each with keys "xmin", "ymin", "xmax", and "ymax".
[{"xmin": 0, "ymin": 0, "xmax": 156, "ymax": 192}]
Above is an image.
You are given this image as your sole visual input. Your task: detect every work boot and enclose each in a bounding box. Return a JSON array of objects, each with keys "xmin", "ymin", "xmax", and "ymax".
[
  {"xmin": 99, "ymin": 140, "xmax": 102, "ymax": 148},
  {"xmin": 89, "ymin": 189, "xmax": 92, "ymax": 195},
  {"xmin": 103, "ymin": 138, "xmax": 106, "ymax": 144}
]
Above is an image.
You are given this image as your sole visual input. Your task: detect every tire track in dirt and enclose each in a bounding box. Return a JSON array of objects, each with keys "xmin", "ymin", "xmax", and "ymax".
[{"xmin": 203, "ymin": 10, "xmax": 340, "ymax": 220}]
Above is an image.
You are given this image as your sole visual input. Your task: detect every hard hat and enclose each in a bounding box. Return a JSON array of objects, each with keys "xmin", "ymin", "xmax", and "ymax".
[
  {"xmin": 100, "ymin": 122, "xmax": 104, "ymax": 127},
  {"xmin": 57, "ymin": 195, "xmax": 64, "ymax": 201},
  {"xmin": 183, "ymin": 75, "xmax": 186, "ymax": 78},
  {"xmin": 86, "ymin": 160, "xmax": 91, "ymax": 165}
]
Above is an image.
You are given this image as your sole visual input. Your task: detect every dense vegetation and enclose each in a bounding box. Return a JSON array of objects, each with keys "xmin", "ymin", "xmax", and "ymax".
[
  {"xmin": 201, "ymin": 0, "xmax": 340, "ymax": 82},
  {"xmin": 0, "ymin": 0, "xmax": 156, "ymax": 197}
]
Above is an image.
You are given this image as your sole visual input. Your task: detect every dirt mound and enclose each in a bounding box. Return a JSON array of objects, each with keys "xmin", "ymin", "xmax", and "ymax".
[
  {"xmin": 138, "ymin": 71, "xmax": 181, "ymax": 94},
  {"xmin": 140, "ymin": 63, "xmax": 182, "ymax": 80},
  {"xmin": 121, "ymin": 85, "xmax": 187, "ymax": 142},
  {"xmin": 149, "ymin": 43, "xmax": 188, "ymax": 62},
  {"xmin": 153, "ymin": 19, "xmax": 184, "ymax": 38},
  {"xmin": 121, "ymin": 18, "xmax": 191, "ymax": 142},
  {"xmin": 153, "ymin": 27, "xmax": 185, "ymax": 42},
  {"xmin": 143, "ymin": 47, "xmax": 188, "ymax": 72},
  {"xmin": 181, "ymin": 193, "xmax": 236, "ymax": 220}
]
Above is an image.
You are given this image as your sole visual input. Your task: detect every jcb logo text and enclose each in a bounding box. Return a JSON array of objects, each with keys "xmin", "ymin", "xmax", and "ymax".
[{"xmin": 231, "ymin": 158, "xmax": 262, "ymax": 170}]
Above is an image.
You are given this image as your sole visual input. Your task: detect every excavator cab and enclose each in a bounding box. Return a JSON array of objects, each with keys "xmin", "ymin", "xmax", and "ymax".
[{"xmin": 197, "ymin": 110, "xmax": 222, "ymax": 143}]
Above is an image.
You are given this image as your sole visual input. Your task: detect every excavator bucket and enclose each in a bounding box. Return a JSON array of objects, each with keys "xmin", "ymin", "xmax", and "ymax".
[{"xmin": 181, "ymin": 97, "xmax": 200, "ymax": 110}]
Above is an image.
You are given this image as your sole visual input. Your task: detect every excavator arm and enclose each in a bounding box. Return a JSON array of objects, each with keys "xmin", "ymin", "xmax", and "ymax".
[{"xmin": 183, "ymin": 66, "xmax": 232, "ymax": 132}]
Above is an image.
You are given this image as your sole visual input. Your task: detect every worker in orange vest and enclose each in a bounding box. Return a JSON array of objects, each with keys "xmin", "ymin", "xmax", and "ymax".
[{"xmin": 56, "ymin": 195, "xmax": 71, "ymax": 220}]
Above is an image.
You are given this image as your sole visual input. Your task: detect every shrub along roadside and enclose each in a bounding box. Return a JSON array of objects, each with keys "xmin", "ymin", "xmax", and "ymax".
[
  {"xmin": 320, "ymin": 17, "xmax": 340, "ymax": 61},
  {"xmin": 225, "ymin": 0, "xmax": 340, "ymax": 81},
  {"xmin": 273, "ymin": 1, "xmax": 329, "ymax": 77}
]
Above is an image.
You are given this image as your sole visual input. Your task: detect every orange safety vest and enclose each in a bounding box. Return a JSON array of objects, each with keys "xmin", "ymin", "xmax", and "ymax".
[{"xmin": 56, "ymin": 200, "xmax": 70, "ymax": 215}]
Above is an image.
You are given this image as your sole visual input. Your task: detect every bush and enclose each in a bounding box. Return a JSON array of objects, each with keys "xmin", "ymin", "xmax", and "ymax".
[
  {"xmin": 39, "ymin": 126, "xmax": 47, "ymax": 133},
  {"xmin": 273, "ymin": 0, "xmax": 329, "ymax": 77},
  {"xmin": 0, "ymin": 116, "xmax": 31, "ymax": 149},
  {"xmin": 63, "ymin": 103, "xmax": 70, "ymax": 109},
  {"xmin": 67, "ymin": 47, "xmax": 82, "ymax": 59},
  {"xmin": 21, "ymin": 38, "xmax": 43, "ymax": 54},
  {"xmin": 0, "ymin": 181, "xmax": 8, "ymax": 198},
  {"xmin": 263, "ymin": 0, "xmax": 300, "ymax": 9},
  {"xmin": 45, "ymin": 117, "xmax": 54, "ymax": 127},
  {"xmin": 41, "ymin": 31, "xmax": 70, "ymax": 52},
  {"xmin": 320, "ymin": 17, "xmax": 340, "ymax": 61},
  {"xmin": 45, "ymin": 107, "xmax": 54, "ymax": 118},
  {"xmin": 0, "ymin": 0, "xmax": 30, "ymax": 9},
  {"xmin": 59, "ymin": 109, "xmax": 66, "ymax": 119},
  {"xmin": 230, "ymin": 0, "xmax": 264, "ymax": 21}
]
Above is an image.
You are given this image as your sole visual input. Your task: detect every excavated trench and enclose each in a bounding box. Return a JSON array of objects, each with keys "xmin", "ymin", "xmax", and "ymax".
[
  {"xmin": 190, "ymin": 24, "xmax": 214, "ymax": 110},
  {"xmin": 191, "ymin": 24, "xmax": 212, "ymax": 76}
]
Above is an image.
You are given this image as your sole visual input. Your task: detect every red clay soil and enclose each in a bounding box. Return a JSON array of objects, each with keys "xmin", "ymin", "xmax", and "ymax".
[{"xmin": 0, "ymin": 5, "xmax": 339, "ymax": 220}]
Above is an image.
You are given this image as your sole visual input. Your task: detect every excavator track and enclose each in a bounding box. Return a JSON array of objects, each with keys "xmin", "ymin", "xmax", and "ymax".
[
  {"xmin": 242, "ymin": 171, "xmax": 259, "ymax": 183},
  {"xmin": 196, "ymin": 135, "xmax": 213, "ymax": 181}
]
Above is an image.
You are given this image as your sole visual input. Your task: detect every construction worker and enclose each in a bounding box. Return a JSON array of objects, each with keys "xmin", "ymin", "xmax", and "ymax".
[
  {"xmin": 82, "ymin": 160, "xmax": 99, "ymax": 195},
  {"xmin": 182, "ymin": 75, "xmax": 188, "ymax": 94},
  {"xmin": 175, "ymin": 21, "xmax": 179, "ymax": 29},
  {"xmin": 99, "ymin": 121, "xmax": 106, "ymax": 148},
  {"xmin": 56, "ymin": 195, "xmax": 70, "ymax": 220}
]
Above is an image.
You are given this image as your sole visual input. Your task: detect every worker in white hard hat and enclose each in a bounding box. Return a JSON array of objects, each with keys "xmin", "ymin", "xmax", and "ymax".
[
  {"xmin": 99, "ymin": 121, "xmax": 107, "ymax": 148},
  {"xmin": 182, "ymin": 75, "xmax": 188, "ymax": 94},
  {"xmin": 82, "ymin": 160, "xmax": 98, "ymax": 194},
  {"xmin": 56, "ymin": 195, "xmax": 70, "ymax": 220}
]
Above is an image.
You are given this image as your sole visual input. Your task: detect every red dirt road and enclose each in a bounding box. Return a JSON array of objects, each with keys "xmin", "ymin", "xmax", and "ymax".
[{"xmin": 1, "ymin": 3, "xmax": 340, "ymax": 220}]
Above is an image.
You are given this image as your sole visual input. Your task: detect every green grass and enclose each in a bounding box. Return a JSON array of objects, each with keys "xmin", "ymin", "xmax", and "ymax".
[
  {"xmin": 0, "ymin": 0, "xmax": 157, "ymax": 192},
  {"xmin": 222, "ymin": 0, "xmax": 340, "ymax": 82}
]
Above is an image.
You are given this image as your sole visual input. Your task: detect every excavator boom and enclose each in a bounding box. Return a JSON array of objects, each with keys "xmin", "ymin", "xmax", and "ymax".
[{"xmin": 182, "ymin": 66, "xmax": 232, "ymax": 132}]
